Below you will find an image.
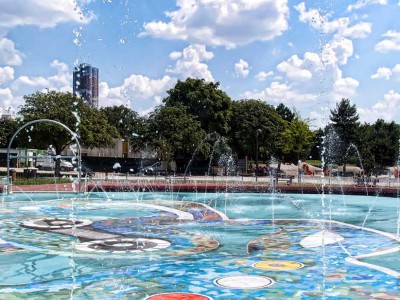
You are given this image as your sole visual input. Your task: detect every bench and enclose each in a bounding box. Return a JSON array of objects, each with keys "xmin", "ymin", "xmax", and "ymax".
[{"xmin": 273, "ymin": 175, "xmax": 294, "ymax": 185}]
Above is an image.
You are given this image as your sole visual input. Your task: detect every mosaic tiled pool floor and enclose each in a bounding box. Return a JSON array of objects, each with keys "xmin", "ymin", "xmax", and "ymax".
[{"xmin": 0, "ymin": 195, "xmax": 399, "ymax": 299}]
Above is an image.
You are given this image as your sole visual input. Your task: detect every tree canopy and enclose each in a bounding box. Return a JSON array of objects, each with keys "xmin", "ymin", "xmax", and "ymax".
[
  {"xmin": 276, "ymin": 103, "xmax": 295, "ymax": 122},
  {"xmin": 330, "ymin": 98, "xmax": 359, "ymax": 142},
  {"xmin": 144, "ymin": 104, "xmax": 207, "ymax": 162},
  {"xmin": 229, "ymin": 99, "xmax": 285, "ymax": 161},
  {"xmin": 329, "ymin": 98, "xmax": 360, "ymax": 167},
  {"xmin": 100, "ymin": 105, "xmax": 141, "ymax": 142},
  {"xmin": 0, "ymin": 118, "xmax": 21, "ymax": 148},
  {"xmin": 163, "ymin": 78, "xmax": 232, "ymax": 135},
  {"xmin": 357, "ymin": 119, "xmax": 400, "ymax": 171},
  {"xmin": 18, "ymin": 90, "xmax": 119, "ymax": 154},
  {"xmin": 280, "ymin": 116, "xmax": 315, "ymax": 163}
]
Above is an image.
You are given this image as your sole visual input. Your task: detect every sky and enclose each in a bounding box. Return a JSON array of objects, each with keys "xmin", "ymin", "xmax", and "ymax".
[{"xmin": 1, "ymin": 0, "xmax": 400, "ymax": 128}]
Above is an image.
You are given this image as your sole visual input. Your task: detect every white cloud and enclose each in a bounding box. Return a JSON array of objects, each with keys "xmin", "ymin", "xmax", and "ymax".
[
  {"xmin": 322, "ymin": 37, "xmax": 354, "ymax": 65},
  {"xmin": 0, "ymin": 0, "xmax": 92, "ymax": 30},
  {"xmin": 0, "ymin": 66, "xmax": 14, "ymax": 83},
  {"xmin": 343, "ymin": 22, "xmax": 372, "ymax": 39},
  {"xmin": 50, "ymin": 59, "xmax": 69, "ymax": 73},
  {"xmin": 169, "ymin": 51, "xmax": 182, "ymax": 60},
  {"xmin": 122, "ymin": 75, "xmax": 174, "ymax": 99},
  {"xmin": 141, "ymin": 0, "xmax": 289, "ymax": 48},
  {"xmin": 333, "ymin": 77, "xmax": 359, "ymax": 100},
  {"xmin": 371, "ymin": 67, "xmax": 392, "ymax": 79},
  {"xmin": 11, "ymin": 60, "xmax": 71, "ymax": 92},
  {"xmin": 347, "ymin": 0, "xmax": 388, "ymax": 12},
  {"xmin": 375, "ymin": 31, "xmax": 400, "ymax": 53},
  {"xmin": 99, "ymin": 82, "xmax": 125, "ymax": 107},
  {"xmin": 99, "ymin": 74, "xmax": 176, "ymax": 115},
  {"xmin": 285, "ymin": 4, "xmax": 362, "ymax": 106},
  {"xmin": 255, "ymin": 71, "xmax": 273, "ymax": 81},
  {"xmin": 294, "ymin": 2, "xmax": 343, "ymax": 34},
  {"xmin": 234, "ymin": 59, "xmax": 250, "ymax": 78},
  {"xmin": 358, "ymin": 90, "xmax": 400, "ymax": 122},
  {"xmin": 277, "ymin": 54, "xmax": 315, "ymax": 81},
  {"xmin": 243, "ymin": 81, "xmax": 317, "ymax": 104},
  {"xmin": 371, "ymin": 64, "xmax": 400, "ymax": 80},
  {"xmin": 0, "ymin": 38, "xmax": 23, "ymax": 65},
  {"xmin": 1, "ymin": 60, "xmax": 72, "ymax": 114},
  {"xmin": 393, "ymin": 64, "xmax": 400, "ymax": 77},
  {"xmin": 167, "ymin": 44, "xmax": 214, "ymax": 82},
  {"xmin": 12, "ymin": 76, "xmax": 49, "ymax": 90},
  {"xmin": 0, "ymin": 87, "xmax": 14, "ymax": 109},
  {"xmin": 295, "ymin": 2, "xmax": 372, "ymax": 39},
  {"xmin": 294, "ymin": 3, "xmax": 368, "ymax": 67},
  {"xmin": 242, "ymin": 2, "xmax": 363, "ymax": 110},
  {"xmin": 48, "ymin": 60, "xmax": 71, "ymax": 91}
]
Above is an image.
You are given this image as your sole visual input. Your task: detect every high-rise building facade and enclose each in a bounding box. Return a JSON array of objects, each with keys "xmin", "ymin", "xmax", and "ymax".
[{"xmin": 73, "ymin": 63, "xmax": 99, "ymax": 108}]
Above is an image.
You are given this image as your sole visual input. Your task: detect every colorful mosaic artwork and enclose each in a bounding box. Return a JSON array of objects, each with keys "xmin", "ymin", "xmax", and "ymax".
[{"xmin": 0, "ymin": 193, "xmax": 399, "ymax": 299}]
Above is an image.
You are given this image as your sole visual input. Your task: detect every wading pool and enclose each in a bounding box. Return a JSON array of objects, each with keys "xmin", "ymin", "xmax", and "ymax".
[{"xmin": 0, "ymin": 192, "xmax": 399, "ymax": 299}]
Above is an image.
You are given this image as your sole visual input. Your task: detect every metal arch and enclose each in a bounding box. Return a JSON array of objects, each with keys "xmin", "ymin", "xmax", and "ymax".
[{"xmin": 6, "ymin": 119, "xmax": 82, "ymax": 194}]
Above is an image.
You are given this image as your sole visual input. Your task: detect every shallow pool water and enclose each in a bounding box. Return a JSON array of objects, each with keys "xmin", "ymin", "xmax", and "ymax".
[{"xmin": 0, "ymin": 192, "xmax": 399, "ymax": 299}]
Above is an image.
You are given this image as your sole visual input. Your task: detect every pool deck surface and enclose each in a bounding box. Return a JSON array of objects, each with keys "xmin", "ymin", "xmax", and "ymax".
[{"xmin": 1, "ymin": 180, "xmax": 400, "ymax": 197}]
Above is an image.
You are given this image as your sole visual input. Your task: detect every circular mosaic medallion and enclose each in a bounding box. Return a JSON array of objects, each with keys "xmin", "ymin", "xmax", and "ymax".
[
  {"xmin": 214, "ymin": 275, "xmax": 274, "ymax": 289},
  {"xmin": 146, "ymin": 293, "xmax": 212, "ymax": 300},
  {"xmin": 21, "ymin": 218, "xmax": 92, "ymax": 230},
  {"xmin": 253, "ymin": 260, "xmax": 304, "ymax": 271},
  {"xmin": 75, "ymin": 237, "xmax": 170, "ymax": 253}
]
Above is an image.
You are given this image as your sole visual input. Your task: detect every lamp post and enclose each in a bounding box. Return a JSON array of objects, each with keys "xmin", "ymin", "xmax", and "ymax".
[{"xmin": 255, "ymin": 129, "xmax": 262, "ymax": 182}]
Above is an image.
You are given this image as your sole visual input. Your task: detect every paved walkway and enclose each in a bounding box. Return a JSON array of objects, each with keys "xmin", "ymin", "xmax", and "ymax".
[
  {"xmin": 1, "ymin": 179, "xmax": 400, "ymax": 197},
  {"xmin": 1, "ymin": 166, "xmax": 400, "ymax": 196}
]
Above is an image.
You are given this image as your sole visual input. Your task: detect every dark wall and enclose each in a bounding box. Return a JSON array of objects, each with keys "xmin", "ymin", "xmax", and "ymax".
[
  {"xmin": 81, "ymin": 157, "xmax": 159, "ymax": 173},
  {"xmin": 0, "ymin": 153, "xmax": 225, "ymax": 175}
]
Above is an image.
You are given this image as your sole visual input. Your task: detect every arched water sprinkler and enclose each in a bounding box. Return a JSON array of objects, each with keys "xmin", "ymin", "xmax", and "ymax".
[{"xmin": 6, "ymin": 119, "xmax": 82, "ymax": 194}]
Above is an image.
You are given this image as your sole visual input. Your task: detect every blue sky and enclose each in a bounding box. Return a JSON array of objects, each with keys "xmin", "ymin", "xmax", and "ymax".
[{"xmin": 1, "ymin": 0, "xmax": 400, "ymax": 128}]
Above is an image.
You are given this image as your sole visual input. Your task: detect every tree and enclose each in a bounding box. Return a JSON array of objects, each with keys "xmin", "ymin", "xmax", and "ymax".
[
  {"xmin": 356, "ymin": 123, "xmax": 375, "ymax": 173},
  {"xmin": 371, "ymin": 119, "xmax": 400, "ymax": 167},
  {"xmin": 0, "ymin": 118, "xmax": 21, "ymax": 148},
  {"xmin": 78, "ymin": 104, "xmax": 120, "ymax": 149},
  {"xmin": 329, "ymin": 98, "xmax": 360, "ymax": 168},
  {"xmin": 100, "ymin": 105, "xmax": 141, "ymax": 141},
  {"xmin": 163, "ymin": 78, "xmax": 232, "ymax": 135},
  {"xmin": 280, "ymin": 116, "xmax": 315, "ymax": 163},
  {"xmin": 357, "ymin": 120, "xmax": 400, "ymax": 172},
  {"xmin": 18, "ymin": 90, "xmax": 119, "ymax": 157},
  {"xmin": 276, "ymin": 103, "xmax": 295, "ymax": 122},
  {"xmin": 144, "ymin": 105, "xmax": 207, "ymax": 163},
  {"xmin": 309, "ymin": 128, "xmax": 324, "ymax": 161},
  {"xmin": 229, "ymin": 99, "xmax": 285, "ymax": 161}
]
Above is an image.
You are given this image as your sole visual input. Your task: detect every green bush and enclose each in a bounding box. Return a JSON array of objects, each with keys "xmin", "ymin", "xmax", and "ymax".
[
  {"xmin": 12, "ymin": 177, "xmax": 72, "ymax": 186},
  {"xmin": 304, "ymin": 160, "xmax": 322, "ymax": 167}
]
